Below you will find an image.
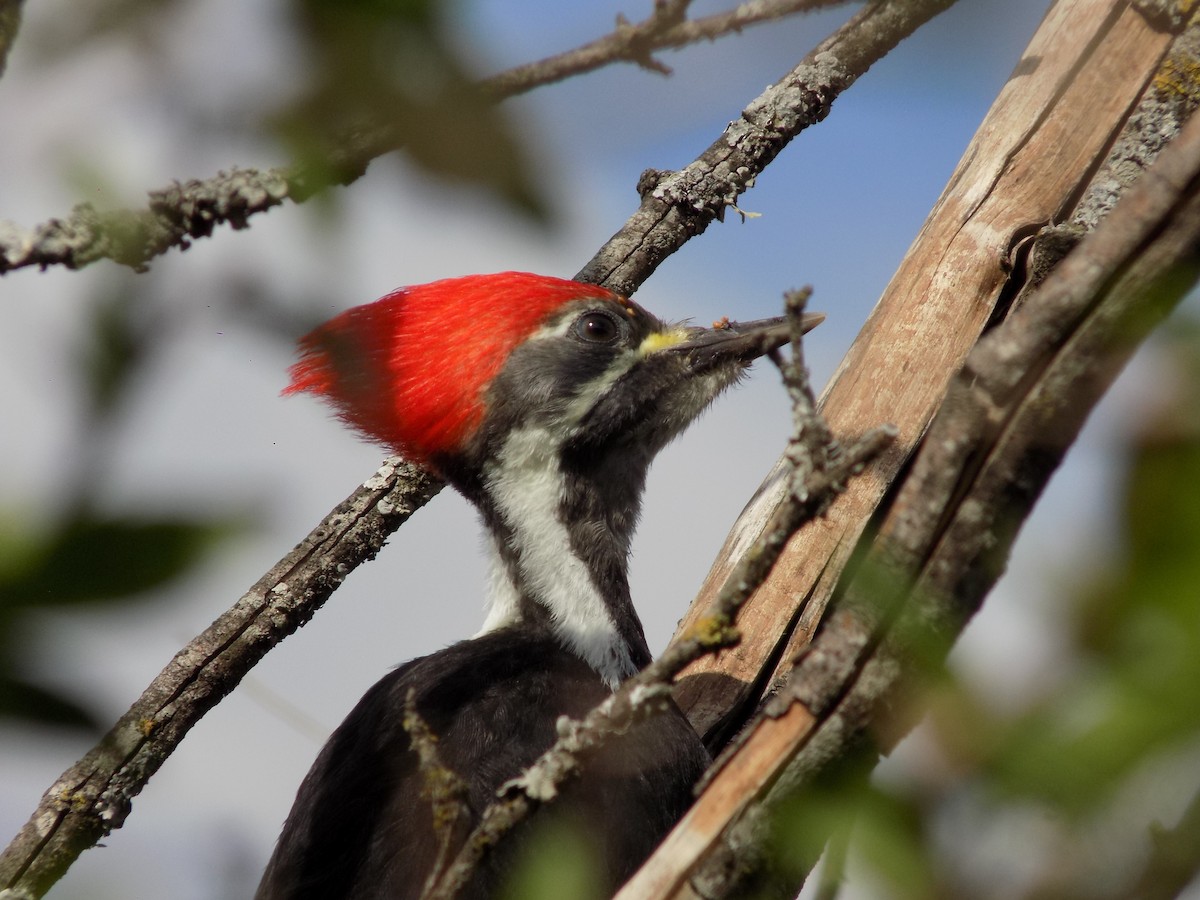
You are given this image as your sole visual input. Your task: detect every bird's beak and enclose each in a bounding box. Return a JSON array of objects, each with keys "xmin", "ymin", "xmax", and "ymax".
[
  {"xmin": 567, "ymin": 311, "xmax": 823, "ymax": 456},
  {"xmin": 669, "ymin": 313, "xmax": 825, "ymax": 372}
]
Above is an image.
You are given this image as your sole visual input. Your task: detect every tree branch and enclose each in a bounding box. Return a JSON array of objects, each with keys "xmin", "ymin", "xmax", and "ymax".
[
  {"xmin": 0, "ymin": 0, "xmax": 854, "ymax": 277},
  {"xmin": 480, "ymin": 0, "xmax": 852, "ymax": 96},
  {"xmin": 0, "ymin": 168, "xmax": 290, "ymax": 274},
  {"xmin": 0, "ymin": 458, "xmax": 442, "ymax": 897},
  {"xmin": 671, "ymin": 0, "xmax": 1179, "ymax": 748},
  {"xmin": 609, "ymin": 3, "xmax": 1197, "ymax": 894},
  {"xmin": 576, "ymin": 0, "xmax": 958, "ymax": 295},
  {"xmin": 631, "ymin": 52, "xmax": 1200, "ymax": 900},
  {"xmin": 403, "ymin": 690, "xmax": 474, "ymax": 897}
]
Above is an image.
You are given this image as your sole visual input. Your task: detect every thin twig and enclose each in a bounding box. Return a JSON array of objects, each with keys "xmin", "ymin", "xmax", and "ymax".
[
  {"xmin": 402, "ymin": 690, "xmax": 474, "ymax": 896},
  {"xmin": 481, "ymin": 0, "xmax": 852, "ymax": 96},
  {"xmin": 0, "ymin": 0, "xmax": 853, "ymax": 277}
]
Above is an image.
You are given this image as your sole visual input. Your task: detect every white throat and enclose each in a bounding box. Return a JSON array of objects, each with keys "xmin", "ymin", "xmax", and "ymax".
[{"xmin": 475, "ymin": 425, "xmax": 636, "ymax": 690}]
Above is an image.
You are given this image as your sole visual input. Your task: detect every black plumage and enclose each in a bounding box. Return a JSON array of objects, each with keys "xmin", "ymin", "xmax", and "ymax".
[{"xmin": 256, "ymin": 629, "xmax": 707, "ymax": 899}]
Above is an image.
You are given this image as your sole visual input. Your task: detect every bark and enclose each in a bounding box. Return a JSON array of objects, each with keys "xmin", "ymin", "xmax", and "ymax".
[
  {"xmin": 480, "ymin": 0, "xmax": 854, "ymax": 95},
  {"xmin": 672, "ymin": 0, "xmax": 1178, "ymax": 750},
  {"xmin": 623, "ymin": 2, "xmax": 1200, "ymax": 896}
]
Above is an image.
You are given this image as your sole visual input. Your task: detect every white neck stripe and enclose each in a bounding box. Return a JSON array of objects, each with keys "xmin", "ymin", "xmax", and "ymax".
[{"xmin": 479, "ymin": 426, "xmax": 635, "ymax": 689}]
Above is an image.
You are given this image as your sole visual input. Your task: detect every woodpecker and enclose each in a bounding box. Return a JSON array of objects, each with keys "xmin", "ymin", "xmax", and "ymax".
[{"xmin": 257, "ymin": 272, "xmax": 822, "ymax": 900}]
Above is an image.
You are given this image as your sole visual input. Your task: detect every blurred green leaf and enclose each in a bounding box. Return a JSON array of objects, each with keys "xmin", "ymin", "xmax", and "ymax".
[
  {"xmin": 81, "ymin": 290, "xmax": 157, "ymax": 420},
  {"xmin": 0, "ymin": 510, "xmax": 233, "ymax": 730},
  {"xmin": 499, "ymin": 816, "xmax": 604, "ymax": 900},
  {"xmin": 0, "ymin": 673, "xmax": 99, "ymax": 729},
  {"xmin": 0, "ymin": 518, "xmax": 44, "ymax": 585},
  {"xmin": 278, "ymin": 0, "xmax": 547, "ymax": 217},
  {"xmin": 986, "ymin": 322, "xmax": 1200, "ymax": 816},
  {"xmin": 0, "ymin": 514, "xmax": 229, "ymax": 610},
  {"xmin": 772, "ymin": 761, "xmax": 936, "ymax": 900}
]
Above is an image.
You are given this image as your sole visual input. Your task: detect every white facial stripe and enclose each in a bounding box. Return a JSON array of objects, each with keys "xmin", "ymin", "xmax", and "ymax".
[
  {"xmin": 524, "ymin": 314, "xmax": 582, "ymax": 341},
  {"xmin": 562, "ymin": 350, "xmax": 639, "ymax": 430},
  {"xmin": 480, "ymin": 426, "xmax": 636, "ymax": 688},
  {"xmin": 523, "ymin": 307, "xmax": 692, "ymax": 429},
  {"xmin": 561, "ymin": 323, "xmax": 702, "ymax": 427}
]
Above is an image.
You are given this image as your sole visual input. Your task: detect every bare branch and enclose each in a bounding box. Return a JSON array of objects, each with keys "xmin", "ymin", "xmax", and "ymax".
[
  {"xmin": 0, "ymin": 168, "xmax": 291, "ymax": 274},
  {"xmin": 671, "ymin": 0, "xmax": 1179, "ymax": 747},
  {"xmin": 0, "ymin": 458, "xmax": 442, "ymax": 898},
  {"xmin": 1005, "ymin": 8, "xmax": 1200, "ymax": 310},
  {"xmin": 0, "ymin": 0, "xmax": 854, "ymax": 277},
  {"xmin": 402, "ymin": 690, "xmax": 474, "ymax": 896},
  {"xmin": 480, "ymin": 0, "xmax": 852, "ymax": 96},
  {"xmin": 894, "ymin": 102, "xmax": 1200, "ymax": 637},
  {"xmin": 577, "ymin": 0, "xmax": 958, "ymax": 296},
  {"xmin": 0, "ymin": 127, "xmax": 404, "ymax": 275},
  {"xmin": 613, "ymin": 4, "xmax": 1197, "ymax": 895},
  {"xmin": 1073, "ymin": 8, "xmax": 1200, "ymax": 231}
]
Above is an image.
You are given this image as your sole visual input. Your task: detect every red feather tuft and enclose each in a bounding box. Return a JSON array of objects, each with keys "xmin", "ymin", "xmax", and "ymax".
[{"xmin": 285, "ymin": 272, "xmax": 617, "ymax": 465}]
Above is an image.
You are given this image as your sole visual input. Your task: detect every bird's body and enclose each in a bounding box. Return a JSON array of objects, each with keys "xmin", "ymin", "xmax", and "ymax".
[
  {"xmin": 257, "ymin": 629, "xmax": 706, "ymax": 899},
  {"xmin": 258, "ymin": 273, "xmax": 821, "ymax": 899}
]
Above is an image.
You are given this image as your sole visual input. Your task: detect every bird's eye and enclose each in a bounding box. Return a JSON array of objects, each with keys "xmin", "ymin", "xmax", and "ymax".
[{"xmin": 573, "ymin": 312, "xmax": 620, "ymax": 344}]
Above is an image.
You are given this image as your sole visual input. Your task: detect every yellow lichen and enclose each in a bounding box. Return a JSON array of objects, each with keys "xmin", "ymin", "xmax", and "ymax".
[
  {"xmin": 57, "ymin": 789, "xmax": 90, "ymax": 811},
  {"xmin": 686, "ymin": 614, "xmax": 740, "ymax": 648},
  {"xmin": 1154, "ymin": 54, "xmax": 1200, "ymax": 103}
]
